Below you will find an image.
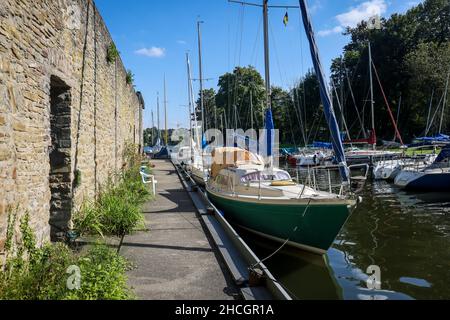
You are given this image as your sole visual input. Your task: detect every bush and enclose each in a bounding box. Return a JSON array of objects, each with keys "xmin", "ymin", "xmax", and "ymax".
[
  {"xmin": 0, "ymin": 213, "xmax": 133, "ymax": 300},
  {"xmin": 96, "ymin": 192, "xmax": 145, "ymax": 237},
  {"xmin": 73, "ymin": 164, "xmax": 150, "ymax": 238},
  {"xmin": 107, "ymin": 43, "xmax": 120, "ymax": 64},
  {"xmin": 65, "ymin": 244, "xmax": 133, "ymax": 300},
  {"xmin": 126, "ymin": 70, "xmax": 134, "ymax": 85}
]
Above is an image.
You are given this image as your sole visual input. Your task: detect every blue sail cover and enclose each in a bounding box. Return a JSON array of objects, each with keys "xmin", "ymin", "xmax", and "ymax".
[
  {"xmin": 313, "ymin": 141, "xmax": 333, "ymax": 149},
  {"xmin": 265, "ymin": 109, "xmax": 275, "ymax": 157},
  {"xmin": 299, "ymin": 0, "xmax": 349, "ymax": 182},
  {"xmin": 415, "ymin": 134, "xmax": 450, "ymax": 142}
]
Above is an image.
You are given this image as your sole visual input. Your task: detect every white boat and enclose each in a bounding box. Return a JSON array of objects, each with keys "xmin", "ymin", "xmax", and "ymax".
[
  {"xmin": 289, "ymin": 149, "xmax": 332, "ymax": 167},
  {"xmin": 373, "ymin": 154, "xmax": 437, "ymax": 181},
  {"xmin": 373, "ymin": 159, "xmax": 404, "ymax": 180},
  {"xmin": 394, "ymin": 148, "xmax": 450, "ymax": 191}
]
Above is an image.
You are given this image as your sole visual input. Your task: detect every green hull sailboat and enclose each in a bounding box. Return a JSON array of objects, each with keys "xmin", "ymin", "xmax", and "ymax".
[
  {"xmin": 206, "ymin": 148, "xmax": 355, "ymax": 254},
  {"xmin": 208, "ymin": 189, "xmax": 353, "ymax": 255},
  {"xmin": 205, "ymin": 0, "xmax": 358, "ymax": 255}
]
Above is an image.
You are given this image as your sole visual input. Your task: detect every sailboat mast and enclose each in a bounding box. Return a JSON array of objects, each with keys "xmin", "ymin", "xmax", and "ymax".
[
  {"xmin": 164, "ymin": 75, "xmax": 168, "ymax": 146},
  {"xmin": 157, "ymin": 92, "xmax": 160, "ymax": 141},
  {"xmin": 151, "ymin": 110, "xmax": 155, "ymax": 145},
  {"xmin": 187, "ymin": 52, "xmax": 202, "ymax": 154},
  {"xmin": 439, "ymin": 69, "xmax": 450, "ymax": 134},
  {"xmin": 299, "ymin": 0, "xmax": 349, "ymax": 183},
  {"xmin": 368, "ymin": 42, "xmax": 376, "ymax": 149},
  {"xmin": 250, "ymin": 90, "xmax": 254, "ymax": 130},
  {"xmin": 197, "ymin": 21, "xmax": 205, "ymax": 134},
  {"xmin": 425, "ymin": 89, "xmax": 434, "ymax": 136},
  {"xmin": 186, "ymin": 52, "xmax": 194, "ymax": 152},
  {"xmin": 263, "ymin": 0, "xmax": 271, "ymax": 109}
]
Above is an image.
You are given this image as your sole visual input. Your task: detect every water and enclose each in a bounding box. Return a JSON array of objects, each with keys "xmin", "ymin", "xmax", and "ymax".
[{"xmin": 240, "ymin": 170, "xmax": 450, "ymax": 300}]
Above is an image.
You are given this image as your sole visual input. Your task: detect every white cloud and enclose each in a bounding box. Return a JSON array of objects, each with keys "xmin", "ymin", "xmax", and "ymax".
[
  {"xmin": 177, "ymin": 40, "xmax": 187, "ymax": 45},
  {"xmin": 318, "ymin": 26, "xmax": 344, "ymax": 37},
  {"xmin": 135, "ymin": 47, "xmax": 166, "ymax": 58},
  {"xmin": 336, "ymin": 0, "xmax": 387, "ymax": 28},
  {"xmin": 309, "ymin": 0, "xmax": 323, "ymax": 14},
  {"xmin": 318, "ymin": 0, "xmax": 387, "ymax": 37}
]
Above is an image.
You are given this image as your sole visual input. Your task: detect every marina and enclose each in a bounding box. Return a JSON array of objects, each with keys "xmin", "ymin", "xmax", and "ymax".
[{"xmin": 1, "ymin": 0, "xmax": 450, "ymax": 306}]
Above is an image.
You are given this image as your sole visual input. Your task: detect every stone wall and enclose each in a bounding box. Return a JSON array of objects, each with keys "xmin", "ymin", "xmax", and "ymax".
[{"xmin": 0, "ymin": 0, "xmax": 144, "ymax": 250}]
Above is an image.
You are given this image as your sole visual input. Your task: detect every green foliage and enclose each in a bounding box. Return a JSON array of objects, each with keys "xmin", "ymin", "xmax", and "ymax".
[
  {"xmin": 73, "ymin": 146, "xmax": 150, "ymax": 238},
  {"xmin": 0, "ymin": 214, "xmax": 133, "ymax": 300},
  {"xmin": 329, "ymin": 0, "xmax": 450, "ymax": 142},
  {"xmin": 5, "ymin": 206, "xmax": 18, "ymax": 254},
  {"xmin": 65, "ymin": 244, "xmax": 133, "ymax": 300},
  {"xmin": 107, "ymin": 43, "xmax": 120, "ymax": 64},
  {"xmin": 215, "ymin": 66, "xmax": 266, "ymax": 131},
  {"xmin": 126, "ymin": 70, "xmax": 134, "ymax": 85}
]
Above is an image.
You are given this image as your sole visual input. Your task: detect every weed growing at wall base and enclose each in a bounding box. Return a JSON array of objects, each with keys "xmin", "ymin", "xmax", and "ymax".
[
  {"xmin": 0, "ymin": 212, "xmax": 133, "ymax": 300},
  {"xmin": 73, "ymin": 144, "xmax": 150, "ymax": 238}
]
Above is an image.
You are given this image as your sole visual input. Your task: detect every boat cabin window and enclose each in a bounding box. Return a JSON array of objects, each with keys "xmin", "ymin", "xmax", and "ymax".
[
  {"xmin": 240, "ymin": 171, "xmax": 291, "ymax": 183},
  {"xmin": 215, "ymin": 174, "xmax": 232, "ymax": 186}
]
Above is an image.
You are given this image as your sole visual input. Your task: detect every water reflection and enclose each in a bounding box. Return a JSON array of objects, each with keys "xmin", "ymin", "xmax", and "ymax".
[{"xmin": 239, "ymin": 165, "xmax": 450, "ymax": 300}]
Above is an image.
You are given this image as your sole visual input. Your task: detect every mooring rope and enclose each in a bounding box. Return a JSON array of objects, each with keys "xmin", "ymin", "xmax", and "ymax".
[{"xmin": 249, "ymin": 198, "xmax": 312, "ymax": 270}]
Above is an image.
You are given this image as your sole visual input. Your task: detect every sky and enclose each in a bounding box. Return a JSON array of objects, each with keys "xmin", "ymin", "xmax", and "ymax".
[{"xmin": 95, "ymin": 0, "xmax": 424, "ymax": 130}]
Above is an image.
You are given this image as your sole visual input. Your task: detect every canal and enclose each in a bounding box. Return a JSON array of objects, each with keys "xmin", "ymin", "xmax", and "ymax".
[{"xmin": 239, "ymin": 170, "xmax": 450, "ymax": 300}]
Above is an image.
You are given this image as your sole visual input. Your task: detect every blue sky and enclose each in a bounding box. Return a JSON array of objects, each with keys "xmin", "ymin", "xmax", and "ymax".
[{"xmin": 95, "ymin": 0, "xmax": 423, "ymax": 130}]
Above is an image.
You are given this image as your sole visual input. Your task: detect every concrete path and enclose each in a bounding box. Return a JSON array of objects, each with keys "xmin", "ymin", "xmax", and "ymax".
[{"xmin": 120, "ymin": 159, "xmax": 238, "ymax": 300}]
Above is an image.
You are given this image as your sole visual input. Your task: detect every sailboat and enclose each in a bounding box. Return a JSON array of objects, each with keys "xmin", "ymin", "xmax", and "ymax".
[
  {"xmin": 206, "ymin": 0, "xmax": 357, "ymax": 255},
  {"xmin": 153, "ymin": 78, "xmax": 170, "ymax": 159},
  {"xmin": 185, "ymin": 21, "xmax": 212, "ymax": 187},
  {"xmin": 394, "ymin": 147, "xmax": 450, "ymax": 191}
]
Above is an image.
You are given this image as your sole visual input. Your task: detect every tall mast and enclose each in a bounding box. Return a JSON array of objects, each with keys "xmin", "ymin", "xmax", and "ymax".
[
  {"xmin": 187, "ymin": 52, "xmax": 200, "ymax": 152},
  {"xmin": 425, "ymin": 89, "xmax": 434, "ymax": 136},
  {"xmin": 299, "ymin": 0, "xmax": 349, "ymax": 182},
  {"xmin": 263, "ymin": 0, "xmax": 271, "ymax": 109},
  {"xmin": 164, "ymin": 75, "xmax": 168, "ymax": 146},
  {"xmin": 197, "ymin": 20, "xmax": 205, "ymax": 134},
  {"xmin": 340, "ymin": 56, "xmax": 345, "ymax": 132},
  {"xmin": 151, "ymin": 110, "xmax": 155, "ymax": 145},
  {"xmin": 186, "ymin": 53, "xmax": 193, "ymax": 152},
  {"xmin": 368, "ymin": 42, "xmax": 375, "ymax": 149},
  {"xmin": 250, "ymin": 90, "xmax": 254, "ymax": 130},
  {"xmin": 439, "ymin": 69, "xmax": 450, "ymax": 134},
  {"xmin": 157, "ymin": 92, "xmax": 160, "ymax": 141}
]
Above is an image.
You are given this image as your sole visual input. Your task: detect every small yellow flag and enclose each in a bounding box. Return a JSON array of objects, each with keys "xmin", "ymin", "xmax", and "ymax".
[{"xmin": 283, "ymin": 12, "xmax": 289, "ymax": 26}]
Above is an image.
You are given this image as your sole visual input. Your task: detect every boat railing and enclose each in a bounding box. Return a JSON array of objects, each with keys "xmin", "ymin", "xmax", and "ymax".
[{"xmin": 289, "ymin": 165, "xmax": 350, "ymax": 196}]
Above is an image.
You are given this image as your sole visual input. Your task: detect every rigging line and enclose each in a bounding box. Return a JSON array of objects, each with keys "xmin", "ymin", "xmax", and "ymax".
[
  {"xmin": 331, "ymin": 79, "xmax": 352, "ymax": 143},
  {"xmin": 238, "ymin": 4, "xmax": 246, "ymax": 67},
  {"xmin": 250, "ymin": 199, "xmax": 312, "ymax": 269},
  {"xmin": 425, "ymin": 89, "xmax": 435, "ymax": 136},
  {"xmin": 426, "ymin": 90, "xmax": 446, "ymax": 136},
  {"xmin": 232, "ymin": 5, "xmax": 245, "ymax": 111},
  {"xmin": 285, "ymin": 102, "xmax": 298, "ymax": 147},
  {"xmin": 250, "ymin": 13, "xmax": 263, "ymax": 67},
  {"xmin": 269, "ymin": 21, "xmax": 288, "ymax": 89},
  {"xmin": 372, "ymin": 60, "xmax": 404, "ymax": 145},
  {"xmin": 344, "ymin": 61, "xmax": 366, "ymax": 138},
  {"xmin": 296, "ymin": 12, "xmax": 308, "ymax": 137},
  {"xmin": 295, "ymin": 85, "xmax": 307, "ymax": 145},
  {"xmin": 232, "ymin": 4, "xmax": 243, "ymax": 68},
  {"xmin": 360, "ymin": 89, "xmax": 370, "ymax": 138},
  {"xmin": 292, "ymin": 90, "xmax": 307, "ymax": 146}
]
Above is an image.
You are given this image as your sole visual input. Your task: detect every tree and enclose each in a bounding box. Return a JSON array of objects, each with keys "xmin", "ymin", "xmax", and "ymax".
[
  {"xmin": 195, "ymin": 88, "xmax": 220, "ymax": 130},
  {"xmin": 330, "ymin": 0, "xmax": 450, "ymax": 142},
  {"xmin": 215, "ymin": 66, "xmax": 266, "ymax": 131}
]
